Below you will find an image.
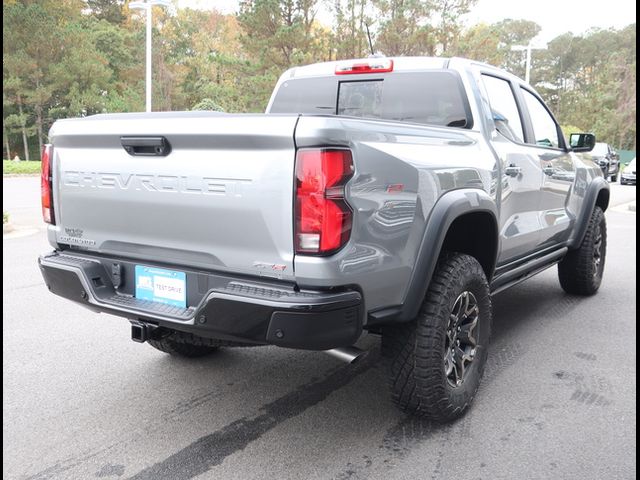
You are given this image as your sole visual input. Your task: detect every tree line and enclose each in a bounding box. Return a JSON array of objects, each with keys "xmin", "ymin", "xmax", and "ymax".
[{"xmin": 3, "ymin": 0, "xmax": 636, "ymax": 161}]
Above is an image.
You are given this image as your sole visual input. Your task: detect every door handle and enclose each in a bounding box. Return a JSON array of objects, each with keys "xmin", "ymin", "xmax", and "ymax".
[
  {"xmin": 505, "ymin": 164, "xmax": 522, "ymax": 177},
  {"xmin": 121, "ymin": 136, "xmax": 171, "ymax": 156}
]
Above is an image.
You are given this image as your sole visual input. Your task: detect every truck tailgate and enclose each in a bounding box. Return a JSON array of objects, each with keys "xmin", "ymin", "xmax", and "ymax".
[{"xmin": 49, "ymin": 113, "xmax": 299, "ymax": 280}]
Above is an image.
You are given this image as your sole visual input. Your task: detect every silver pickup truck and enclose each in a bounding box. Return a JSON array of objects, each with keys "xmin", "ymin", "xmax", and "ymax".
[{"xmin": 39, "ymin": 57, "xmax": 609, "ymax": 421}]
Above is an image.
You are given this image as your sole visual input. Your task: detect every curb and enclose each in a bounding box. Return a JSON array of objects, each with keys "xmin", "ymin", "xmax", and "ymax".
[
  {"xmin": 3, "ymin": 173, "xmax": 40, "ymax": 178},
  {"xmin": 608, "ymin": 200, "xmax": 636, "ymax": 214}
]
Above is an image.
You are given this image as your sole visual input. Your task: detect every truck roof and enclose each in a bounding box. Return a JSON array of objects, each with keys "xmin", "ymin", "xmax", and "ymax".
[
  {"xmin": 283, "ymin": 56, "xmax": 526, "ymax": 85},
  {"xmin": 285, "ymin": 56, "xmax": 448, "ymax": 79}
]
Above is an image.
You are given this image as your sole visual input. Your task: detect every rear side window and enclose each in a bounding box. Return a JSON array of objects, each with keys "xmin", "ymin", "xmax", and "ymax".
[
  {"xmin": 480, "ymin": 75, "xmax": 524, "ymax": 142},
  {"xmin": 269, "ymin": 71, "xmax": 472, "ymax": 128},
  {"xmin": 520, "ymin": 88, "xmax": 560, "ymax": 149}
]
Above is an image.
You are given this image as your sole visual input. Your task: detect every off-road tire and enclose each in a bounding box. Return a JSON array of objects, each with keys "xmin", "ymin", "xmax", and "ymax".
[
  {"xmin": 558, "ymin": 206, "xmax": 606, "ymax": 295},
  {"xmin": 382, "ymin": 253, "xmax": 492, "ymax": 422}
]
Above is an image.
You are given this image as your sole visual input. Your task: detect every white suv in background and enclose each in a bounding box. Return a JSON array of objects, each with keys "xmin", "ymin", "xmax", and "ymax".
[{"xmin": 620, "ymin": 158, "xmax": 636, "ymax": 185}]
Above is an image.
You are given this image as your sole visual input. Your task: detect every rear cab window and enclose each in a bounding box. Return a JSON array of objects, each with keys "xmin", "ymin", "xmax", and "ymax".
[{"xmin": 269, "ymin": 71, "xmax": 473, "ymax": 129}]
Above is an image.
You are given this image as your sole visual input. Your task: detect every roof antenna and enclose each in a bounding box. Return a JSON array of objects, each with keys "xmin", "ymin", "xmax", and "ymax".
[{"xmin": 365, "ymin": 23, "xmax": 375, "ymax": 56}]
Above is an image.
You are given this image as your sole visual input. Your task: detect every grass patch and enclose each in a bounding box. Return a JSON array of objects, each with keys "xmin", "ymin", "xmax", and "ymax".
[
  {"xmin": 3, "ymin": 211, "xmax": 8, "ymax": 225},
  {"xmin": 3, "ymin": 160, "xmax": 41, "ymax": 175}
]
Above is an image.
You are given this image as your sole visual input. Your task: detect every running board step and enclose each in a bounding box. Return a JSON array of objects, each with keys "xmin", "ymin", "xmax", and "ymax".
[{"xmin": 491, "ymin": 247, "xmax": 568, "ymax": 295}]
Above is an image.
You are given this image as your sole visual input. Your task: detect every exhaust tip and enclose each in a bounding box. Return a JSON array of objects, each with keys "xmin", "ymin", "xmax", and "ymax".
[{"xmin": 324, "ymin": 346, "xmax": 367, "ymax": 364}]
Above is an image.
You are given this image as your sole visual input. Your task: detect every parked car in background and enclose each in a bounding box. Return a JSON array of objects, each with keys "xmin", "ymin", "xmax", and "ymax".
[
  {"xmin": 620, "ymin": 158, "xmax": 636, "ymax": 185},
  {"xmin": 590, "ymin": 142, "xmax": 620, "ymax": 182}
]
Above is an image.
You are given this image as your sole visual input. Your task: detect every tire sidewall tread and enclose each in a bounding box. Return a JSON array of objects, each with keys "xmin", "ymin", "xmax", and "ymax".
[
  {"xmin": 558, "ymin": 206, "xmax": 607, "ymax": 296},
  {"xmin": 383, "ymin": 253, "xmax": 492, "ymax": 421}
]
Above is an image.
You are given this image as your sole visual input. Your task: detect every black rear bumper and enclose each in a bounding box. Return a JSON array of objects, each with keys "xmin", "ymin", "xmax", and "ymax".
[{"xmin": 38, "ymin": 252, "xmax": 362, "ymax": 350}]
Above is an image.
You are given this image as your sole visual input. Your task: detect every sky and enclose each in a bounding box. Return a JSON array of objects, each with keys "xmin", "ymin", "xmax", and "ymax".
[
  {"xmin": 466, "ymin": 0, "xmax": 636, "ymax": 42},
  {"xmin": 178, "ymin": 0, "xmax": 637, "ymax": 44}
]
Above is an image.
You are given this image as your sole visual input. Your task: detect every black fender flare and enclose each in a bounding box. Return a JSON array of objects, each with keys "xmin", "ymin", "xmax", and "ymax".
[
  {"xmin": 567, "ymin": 177, "xmax": 610, "ymax": 249},
  {"xmin": 397, "ymin": 188, "xmax": 498, "ymax": 322}
]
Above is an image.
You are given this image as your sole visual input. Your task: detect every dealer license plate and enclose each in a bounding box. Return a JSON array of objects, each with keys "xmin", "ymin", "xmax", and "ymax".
[{"xmin": 135, "ymin": 265, "xmax": 186, "ymax": 308}]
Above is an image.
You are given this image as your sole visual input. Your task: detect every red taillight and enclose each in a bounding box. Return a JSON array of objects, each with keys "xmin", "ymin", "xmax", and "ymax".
[
  {"xmin": 335, "ymin": 58, "xmax": 394, "ymax": 75},
  {"xmin": 295, "ymin": 149, "xmax": 354, "ymax": 254},
  {"xmin": 41, "ymin": 144, "xmax": 55, "ymax": 224}
]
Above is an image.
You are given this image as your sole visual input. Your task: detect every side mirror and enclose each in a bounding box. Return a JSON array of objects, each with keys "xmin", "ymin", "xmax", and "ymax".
[{"xmin": 569, "ymin": 133, "xmax": 596, "ymax": 152}]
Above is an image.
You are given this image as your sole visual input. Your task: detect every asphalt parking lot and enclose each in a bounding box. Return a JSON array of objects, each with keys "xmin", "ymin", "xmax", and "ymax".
[{"xmin": 3, "ymin": 177, "xmax": 636, "ymax": 480}]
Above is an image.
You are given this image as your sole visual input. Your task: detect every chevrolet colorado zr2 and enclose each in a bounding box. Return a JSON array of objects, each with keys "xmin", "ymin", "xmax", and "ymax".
[{"xmin": 39, "ymin": 57, "xmax": 609, "ymax": 421}]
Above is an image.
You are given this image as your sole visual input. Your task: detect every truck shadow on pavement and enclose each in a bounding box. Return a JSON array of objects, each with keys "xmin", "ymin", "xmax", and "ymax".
[
  {"xmin": 24, "ymin": 275, "xmax": 586, "ymax": 480},
  {"xmin": 124, "ymin": 276, "xmax": 582, "ymax": 480},
  {"xmin": 332, "ymin": 276, "xmax": 587, "ymax": 480},
  {"xmin": 128, "ymin": 348, "xmax": 381, "ymax": 480}
]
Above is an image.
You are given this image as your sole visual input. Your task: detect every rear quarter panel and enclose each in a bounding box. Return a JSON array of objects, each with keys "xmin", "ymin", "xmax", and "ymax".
[{"xmin": 294, "ymin": 115, "xmax": 498, "ymax": 316}]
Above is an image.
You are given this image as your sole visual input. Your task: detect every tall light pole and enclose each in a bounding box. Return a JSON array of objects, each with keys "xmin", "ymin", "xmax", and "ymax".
[
  {"xmin": 511, "ymin": 43, "xmax": 547, "ymax": 84},
  {"xmin": 130, "ymin": 0, "xmax": 171, "ymax": 112}
]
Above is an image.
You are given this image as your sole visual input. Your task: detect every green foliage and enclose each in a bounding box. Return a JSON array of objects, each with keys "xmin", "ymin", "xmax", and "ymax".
[
  {"xmin": 192, "ymin": 98, "xmax": 225, "ymax": 111},
  {"xmin": 3, "ymin": 160, "xmax": 41, "ymax": 175},
  {"xmin": 561, "ymin": 125, "xmax": 584, "ymax": 137},
  {"xmin": 432, "ymin": 0, "xmax": 478, "ymax": 53},
  {"xmin": 2, "ymin": 1, "xmax": 636, "ymax": 154},
  {"xmin": 534, "ymin": 25, "xmax": 636, "ymax": 150},
  {"xmin": 3, "ymin": 211, "xmax": 8, "ymax": 224},
  {"xmin": 453, "ymin": 19, "xmax": 541, "ymax": 74},
  {"xmin": 332, "ymin": 0, "xmax": 371, "ymax": 59},
  {"xmin": 86, "ymin": 0, "xmax": 125, "ymax": 25},
  {"xmin": 373, "ymin": 0, "xmax": 433, "ymax": 56}
]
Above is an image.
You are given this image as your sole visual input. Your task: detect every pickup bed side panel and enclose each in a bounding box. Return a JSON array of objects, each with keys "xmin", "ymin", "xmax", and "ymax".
[{"xmin": 294, "ymin": 116, "xmax": 499, "ymax": 318}]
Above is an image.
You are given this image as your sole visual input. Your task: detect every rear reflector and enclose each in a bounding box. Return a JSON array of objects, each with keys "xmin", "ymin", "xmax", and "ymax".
[
  {"xmin": 41, "ymin": 144, "xmax": 55, "ymax": 224},
  {"xmin": 335, "ymin": 58, "xmax": 394, "ymax": 75},
  {"xmin": 295, "ymin": 149, "xmax": 354, "ymax": 255}
]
